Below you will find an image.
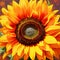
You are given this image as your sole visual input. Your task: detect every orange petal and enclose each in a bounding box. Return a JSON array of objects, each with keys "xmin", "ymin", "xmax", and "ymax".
[
  {"xmin": 42, "ymin": 0, "xmax": 48, "ymax": 15},
  {"xmin": 13, "ymin": 54, "xmax": 20, "ymax": 60},
  {"xmin": 53, "ymin": 48, "xmax": 60, "ymax": 59},
  {"xmin": 0, "ymin": 43, "xmax": 6, "ymax": 47},
  {"xmin": 49, "ymin": 43, "xmax": 60, "ymax": 48},
  {"xmin": 13, "ymin": 1, "xmax": 24, "ymax": 19},
  {"xmin": 36, "ymin": 54, "xmax": 43, "ymax": 60},
  {"xmin": 46, "ymin": 29, "xmax": 60, "ymax": 35},
  {"xmin": 55, "ymin": 34, "xmax": 60, "ymax": 41},
  {"xmin": 44, "ymin": 10, "xmax": 59, "ymax": 26},
  {"xmin": 46, "ymin": 15, "xmax": 60, "ymax": 28},
  {"xmin": 19, "ymin": 0, "xmax": 28, "ymax": 17},
  {"xmin": 24, "ymin": 54, "xmax": 29, "ymax": 60},
  {"xmin": 45, "ymin": 51, "xmax": 53, "ymax": 60}
]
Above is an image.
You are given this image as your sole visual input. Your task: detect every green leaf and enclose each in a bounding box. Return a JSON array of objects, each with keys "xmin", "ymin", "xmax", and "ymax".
[
  {"xmin": 0, "ymin": 47, "xmax": 6, "ymax": 54},
  {"xmin": 0, "ymin": 32, "xmax": 3, "ymax": 37},
  {"xmin": 8, "ymin": 54, "xmax": 13, "ymax": 60},
  {"xmin": 47, "ymin": 0, "xmax": 51, "ymax": 5}
]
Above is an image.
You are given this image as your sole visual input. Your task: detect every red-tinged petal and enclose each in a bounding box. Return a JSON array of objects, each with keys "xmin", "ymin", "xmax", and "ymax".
[
  {"xmin": 49, "ymin": 43, "xmax": 60, "ymax": 48},
  {"xmin": 0, "ymin": 43, "xmax": 7, "ymax": 47},
  {"xmin": 46, "ymin": 29, "xmax": 60, "ymax": 37},
  {"xmin": 46, "ymin": 15, "xmax": 60, "ymax": 27},
  {"xmin": 45, "ymin": 51, "xmax": 53, "ymax": 60},
  {"xmin": 53, "ymin": 48, "xmax": 60, "ymax": 59},
  {"xmin": 31, "ymin": 10, "xmax": 38, "ymax": 19},
  {"xmin": 44, "ymin": 10, "xmax": 59, "ymax": 26},
  {"xmin": 55, "ymin": 34, "xmax": 60, "ymax": 41}
]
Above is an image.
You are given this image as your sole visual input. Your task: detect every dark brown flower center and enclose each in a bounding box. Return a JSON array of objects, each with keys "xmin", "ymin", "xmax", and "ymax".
[{"xmin": 16, "ymin": 18, "xmax": 45, "ymax": 46}]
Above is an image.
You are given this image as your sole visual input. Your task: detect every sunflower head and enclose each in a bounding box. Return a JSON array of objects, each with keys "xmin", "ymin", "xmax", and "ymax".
[{"xmin": 0, "ymin": 0, "xmax": 60, "ymax": 60}]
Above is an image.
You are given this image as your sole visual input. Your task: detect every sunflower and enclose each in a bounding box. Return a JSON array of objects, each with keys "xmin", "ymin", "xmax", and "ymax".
[{"xmin": 0, "ymin": 0, "xmax": 60, "ymax": 60}]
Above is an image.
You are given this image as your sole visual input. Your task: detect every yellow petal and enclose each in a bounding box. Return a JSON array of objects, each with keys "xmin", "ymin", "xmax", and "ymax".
[
  {"xmin": 17, "ymin": 45, "xmax": 25, "ymax": 56},
  {"xmin": 19, "ymin": 0, "xmax": 28, "ymax": 9},
  {"xmin": 3, "ymin": 52, "xmax": 8, "ymax": 59},
  {"xmin": 48, "ymin": 5, "xmax": 53, "ymax": 12},
  {"xmin": 12, "ymin": 43, "xmax": 20, "ymax": 56},
  {"xmin": 37, "ymin": 0, "xmax": 43, "ymax": 7},
  {"xmin": 38, "ymin": 41, "xmax": 44, "ymax": 46},
  {"xmin": 7, "ymin": 5, "xmax": 18, "ymax": 17},
  {"xmin": 48, "ymin": 10, "xmax": 59, "ymax": 20},
  {"xmin": 44, "ymin": 36, "xmax": 57, "ymax": 44},
  {"xmin": 46, "ymin": 25, "xmax": 60, "ymax": 32},
  {"xmin": 42, "ymin": 0, "xmax": 48, "ymax": 14},
  {"xmin": 0, "ymin": 16, "xmax": 13, "ymax": 29},
  {"xmin": 54, "ymin": 15, "xmax": 60, "ymax": 25},
  {"xmin": 0, "ymin": 35, "xmax": 8, "ymax": 42},
  {"xmin": 3, "ymin": 50, "xmax": 11, "ymax": 59},
  {"xmin": 29, "ymin": 46, "xmax": 35, "ymax": 60},
  {"xmin": 28, "ymin": 0, "xmax": 36, "ymax": 17},
  {"xmin": 6, "ymin": 44, "xmax": 12, "ymax": 52},
  {"xmin": 35, "ymin": 46, "xmax": 43, "ymax": 56},
  {"xmin": 24, "ymin": 46, "xmax": 29, "ymax": 54},
  {"xmin": 45, "ymin": 10, "xmax": 59, "ymax": 25},
  {"xmin": 2, "ymin": 8, "xmax": 8, "ymax": 15},
  {"xmin": 46, "ymin": 45, "xmax": 54, "ymax": 56},
  {"xmin": 12, "ymin": 1, "xmax": 19, "ymax": 7},
  {"xmin": 7, "ymin": 5, "xmax": 13, "ymax": 12}
]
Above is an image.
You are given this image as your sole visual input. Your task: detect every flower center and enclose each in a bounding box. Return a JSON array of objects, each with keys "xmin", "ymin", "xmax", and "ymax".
[
  {"xmin": 16, "ymin": 18, "xmax": 45, "ymax": 46},
  {"xmin": 25, "ymin": 27, "xmax": 35, "ymax": 36}
]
